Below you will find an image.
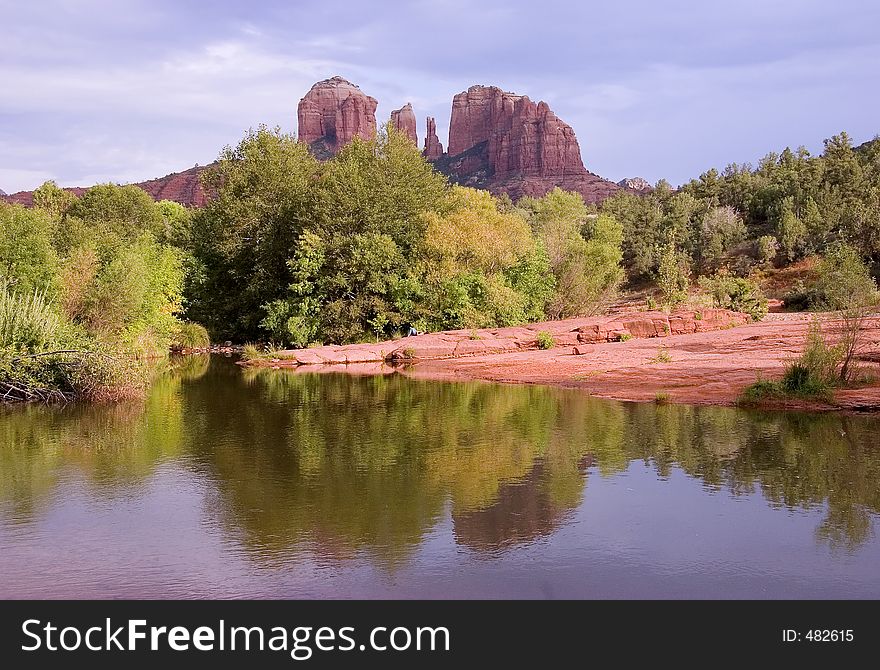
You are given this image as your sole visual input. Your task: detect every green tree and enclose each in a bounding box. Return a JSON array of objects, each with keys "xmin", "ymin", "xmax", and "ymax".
[
  {"xmin": 189, "ymin": 126, "xmax": 320, "ymax": 339},
  {"xmin": 776, "ymin": 197, "xmax": 807, "ymax": 262},
  {"xmin": 657, "ymin": 240, "xmax": 690, "ymax": 307},
  {"xmin": 0, "ymin": 204, "xmax": 60, "ymax": 297}
]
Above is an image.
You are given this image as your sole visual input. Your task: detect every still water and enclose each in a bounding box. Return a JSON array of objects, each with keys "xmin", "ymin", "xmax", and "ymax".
[{"xmin": 1, "ymin": 355, "xmax": 879, "ymax": 599}]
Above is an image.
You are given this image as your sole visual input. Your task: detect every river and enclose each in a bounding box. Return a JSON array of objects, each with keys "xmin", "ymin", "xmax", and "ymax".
[{"xmin": 1, "ymin": 355, "xmax": 878, "ymax": 598}]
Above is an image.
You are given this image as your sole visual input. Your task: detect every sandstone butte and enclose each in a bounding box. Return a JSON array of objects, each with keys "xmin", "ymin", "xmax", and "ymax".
[
  {"xmin": 390, "ymin": 102, "xmax": 418, "ymax": 144},
  {"xmin": 297, "ymin": 76, "xmax": 378, "ymax": 159},
  {"xmin": 244, "ymin": 310, "xmax": 880, "ymax": 412},
  {"xmin": 2, "ymin": 76, "xmax": 627, "ymax": 208}
]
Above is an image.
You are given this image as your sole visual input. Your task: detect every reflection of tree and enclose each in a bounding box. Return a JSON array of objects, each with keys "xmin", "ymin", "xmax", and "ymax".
[
  {"xmin": 0, "ymin": 369, "xmax": 186, "ymax": 518},
  {"xmin": 1, "ymin": 357, "xmax": 879, "ymax": 566}
]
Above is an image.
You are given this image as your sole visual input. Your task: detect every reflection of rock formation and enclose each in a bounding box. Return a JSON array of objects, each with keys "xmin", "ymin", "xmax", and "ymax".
[
  {"xmin": 453, "ymin": 455, "xmax": 592, "ymax": 551},
  {"xmin": 3, "ymin": 356, "xmax": 878, "ymax": 576}
]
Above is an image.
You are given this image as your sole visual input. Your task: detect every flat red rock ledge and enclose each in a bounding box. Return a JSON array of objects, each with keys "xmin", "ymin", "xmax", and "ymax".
[{"xmin": 245, "ymin": 311, "xmax": 880, "ymax": 412}]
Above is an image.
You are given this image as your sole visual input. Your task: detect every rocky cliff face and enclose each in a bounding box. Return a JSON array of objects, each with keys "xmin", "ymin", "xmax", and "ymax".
[
  {"xmin": 297, "ymin": 76, "xmax": 378, "ymax": 158},
  {"xmin": 423, "ymin": 117, "xmax": 444, "ymax": 160},
  {"xmin": 390, "ymin": 103, "xmax": 417, "ymax": 144},
  {"xmin": 3, "ymin": 77, "xmax": 628, "ymax": 210},
  {"xmin": 617, "ymin": 177, "xmax": 652, "ymax": 192},
  {"xmin": 437, "ymin": 84, "xmax": 620, "ymax": 204}
]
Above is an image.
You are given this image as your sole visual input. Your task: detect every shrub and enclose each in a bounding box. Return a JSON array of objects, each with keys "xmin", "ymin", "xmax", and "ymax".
[
  {"xmin": 698, "ymin": 272, "xmax": 768, "ymax": 321},
  {"xmin": 618, "ymin": 332, "xmax": 633, "ymax": 342},
  {"xmin": 757, "ymin": 235, "xmax": 778, "ymax": 265},
  {"xmin": 739, "ymin": 379, "xmax": 786, "ymax": 404},
  {"xmin": 657, "ymin": 241, "xmax": 690, "ymax": 307},
  {"xmin": 536, "ymin": 331, "xmax": 555, "ymax": 349},
  {"xmin": 649, "ymin": 346, "xmax": 672, "ymax": 363},
  {"xmin": 654, "ymin": 392, "xmax": 671, "ymax": 404},
  {"xmin": 241, "ymin": 343, "xmax": 263, "ymax": 361},
  {"xmin": 0, "ymin": 287, "xmax": 62, "ymax": 353},
  {"xmin": 171, "ymin": 322, "xmax": 210, "ymax": 350},
  {"xmin": 812, "ymin": 244, "xmax": 878, "ymax": 312}
]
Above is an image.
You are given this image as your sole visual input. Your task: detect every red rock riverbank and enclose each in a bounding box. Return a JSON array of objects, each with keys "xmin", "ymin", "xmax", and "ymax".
[{"xmin": 245, "ymin": 310, "xmax": 880, "ymax": 411}]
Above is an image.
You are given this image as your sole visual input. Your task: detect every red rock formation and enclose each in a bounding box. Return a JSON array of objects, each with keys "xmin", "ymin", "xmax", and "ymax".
[
  {"xmin": 136, "ymin": 165, "xmax": 208, "ymax": 206},
  {"xmin": 297, "ymin": 76, "xmax": 378, "ymax": 158},
  {"xmin": 617, "ymin": 177, "xmax": 652, "ymax": 192},
  {"xmin": 422, "ymin": 116, "xmax": 443, "ymax": 160},
  {"xmin": 2, "ymin": 165, "xmax": 208, "ymax": 208},
  {"xmin": 438, "ymin": 84, "xmax": 620, "ymax": 204},
  {"xmin": 390, "ymin": 102, "xmax": 417, "ymax": 144}
]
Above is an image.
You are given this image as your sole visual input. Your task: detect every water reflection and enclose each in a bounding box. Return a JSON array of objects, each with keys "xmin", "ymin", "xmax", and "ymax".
[{"xmin": 1, "ymin": 355, "xmax": 879, "ymax": 579}]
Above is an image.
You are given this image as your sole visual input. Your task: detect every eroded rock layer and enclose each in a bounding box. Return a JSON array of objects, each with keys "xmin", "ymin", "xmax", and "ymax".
[
  {"xmin": 390, "ymin": 103, "xmax": 417, "ymax": 144},
  {"xmin": 297, "ymin": 76, "xmax": 378, "ymax": 158}
]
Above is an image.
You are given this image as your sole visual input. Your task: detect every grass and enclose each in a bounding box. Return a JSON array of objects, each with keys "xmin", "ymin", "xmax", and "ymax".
[
  {"xmin": 171, "ymin": 322, "xmax": 210, "ymax": 350},
  {"xmin": 740, "ymin": 327, "xmax": 841, "ymax": 405},
  {"xmin": 654, "ymin": 392, "xmax": 671, "ymax": 404},
  {"xmin": 648, "ymin": 346, "xmax": 672, "ymax": 364},
  {"xmin": 536, "ymin": 331, "xmax": 555, "ymax": 350},
  {"xmin": 0, "ymin": 287, "xmax": 61, "ymax": 352},
  {"xmin": 468, "ymin": 329, "xmax": 483, "ymax": 341}
]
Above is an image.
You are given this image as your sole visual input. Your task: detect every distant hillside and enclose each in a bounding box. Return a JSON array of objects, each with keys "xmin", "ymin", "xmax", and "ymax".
[{"xmin": 1, "ymin": 165, "xmax": 209, "ymax": 208}]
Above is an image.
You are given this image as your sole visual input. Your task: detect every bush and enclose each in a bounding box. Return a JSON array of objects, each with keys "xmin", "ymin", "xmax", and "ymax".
[
  {"xmin": 171, "ymin": 322, "xmax": 210, "ymax": 350},
  {"xmin": 649, "ymin": 346, "xmax": 672, "ymax": 363},
  {"xmin": 757, "ymin": 235, "xmax": 778, "ymax": 265},
  {"xmin": 698, "ymin": 272, "xmax": 768, "ymax": 321},
  {"xmin": 536, "ymin": 331, "xmax": 555, "ymax": 349},
  {"xmin": 657, "ymin": 242, "xmax": 690, "ymax": 307},
  {"xmin": 812, "ymin": 244, "xmax": 878, "ymax": 311},
  {"xmin": 0, "ymin": 287, "xmax": 62, "ymax": 353}
]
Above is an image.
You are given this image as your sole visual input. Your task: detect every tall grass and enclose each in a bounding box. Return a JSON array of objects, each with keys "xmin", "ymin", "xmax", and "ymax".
[
  {"xmin": 171, "ymin": 322, "xmax": 210, "ymax": 350},
  {"xmin": 0, "ymin": 286, "xmax": 61, "ymax": 352},
  {"xmin": 0, "ymin": 285, "xmax": 150, "ymax": 403}
]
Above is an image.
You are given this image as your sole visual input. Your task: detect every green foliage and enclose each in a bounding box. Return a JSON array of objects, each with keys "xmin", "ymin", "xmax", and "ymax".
[
  {"xmin": 189, "ymin": 126, "xmax": 320, "ymax": 339},
  {"xmin": 603, "ymin": 131, "xmax": 880, "ymax": 296},
  {"xmin": 757, "ymin": 235, "xmax": 779, "ymax": 265},
  {"xmin": 519, "ymin": 189, "xmax": 623, "ymax": 318},
  {"xmin": 618, "ymin": 333, "xmax": 633, "ymax": 342},
  {"xmin": 535, "ymin": 331, "xmax": 554, "ymax": 349},
  {"xmin": 67, "ymin": 183, "xmax": 165, "ymax": 245},
  {"xmin": 0, "ymin": 204, "xmax": 60, "ymax": 297},
  {"xmin": 698, "ymin": 272, "xmax": 768, "ymax": 321},
  {"xmin": 172, "ymin": 322, "xmax": 210, "ymax": 350},
  {"xmin": 776, "ymin": 197, "xmax": 807, "ymax": 262},
  {"xmin": 657, "ymin": 241, "xmax": 690, "ymax": 307},
  {"xmin": 812, "ymin": 244, "xmax": 878, "ymax": 311},
  {"xmin": 32, "ymin": 181, "xmax": 76, "ymax": 218},
  {"xmin": 698, "ymin": 206, "xmax": 746, "ymax": 272},
  {"xmin": 0, "ymin": 287, "xmax": 62, "ymax": 353},
  {"xmin": 649, "ymin": 346, "xmax": 672, "ymax": 363},
  {"xmin": 1, "ymin": 182, "xmax": 191, "ymax": 403}
]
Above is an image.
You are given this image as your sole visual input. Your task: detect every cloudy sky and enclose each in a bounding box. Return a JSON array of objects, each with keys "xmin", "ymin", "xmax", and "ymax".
[{"xmin": 2, "ymin": 0, "xmax": 879, "ymax": 194}]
